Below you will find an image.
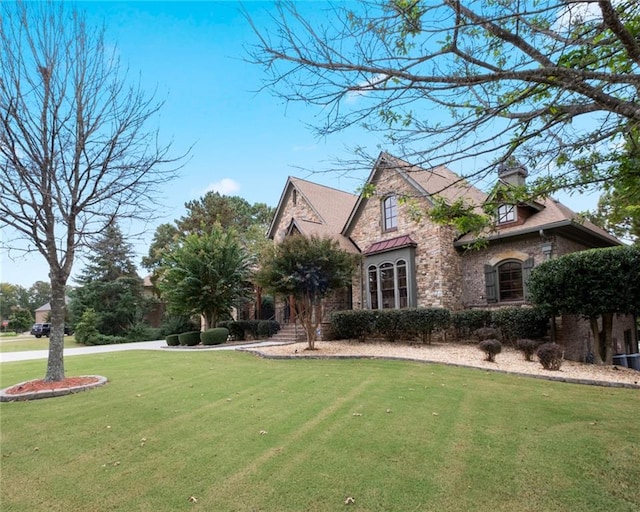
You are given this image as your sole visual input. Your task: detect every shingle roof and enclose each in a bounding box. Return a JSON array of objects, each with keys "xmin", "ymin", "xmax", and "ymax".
[
  {"xmin": 289, "ymin": 177, "xmax": 358, "ymax": 230},
  {"xmin": 455, "ymin": 196, "xmax": 621, "ymax": 247},
  {"xmin": 268, "ymin": 176, "xmax": 359, "ymax": 252}
]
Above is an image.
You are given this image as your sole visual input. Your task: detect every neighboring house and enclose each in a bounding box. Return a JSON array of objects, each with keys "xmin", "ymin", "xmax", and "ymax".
[
  {"xmin": 142, "ymin": 274, "xmax": 165, "ymax": 328},
  {"xmin": 268, "ymin": 152, "xmax": 637, "ymax": 361},
  {"xmin": 34, "ymin": 297, "xmax": 71, "ymax": 323}
]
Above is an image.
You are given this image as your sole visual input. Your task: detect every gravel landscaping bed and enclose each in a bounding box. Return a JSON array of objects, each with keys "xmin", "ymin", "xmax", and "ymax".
[{"xmin": 251, "ymin": 340, "xmax": 640, "ymax": 388}]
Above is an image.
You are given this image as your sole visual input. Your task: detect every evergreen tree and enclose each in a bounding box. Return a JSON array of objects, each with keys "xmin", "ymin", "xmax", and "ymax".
[{"xmin": 71, "ymin": 224, "xmax": 147, "ymax": 336}]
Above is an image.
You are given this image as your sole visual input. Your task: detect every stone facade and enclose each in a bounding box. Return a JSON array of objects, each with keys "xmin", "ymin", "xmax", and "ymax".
[
  {"xmin": 272, "ymin": 188, "xmax": 320, "ymax": 244},
  {"xmin": 268, "ymin": 154, "xmax": 637, "ymax": 363},
  {"xmin": 459, "ymin": 234, "xmax": 592, "ymax": 307},
  {"xmin": 348, "ymin": 171, "xmax": 464, "ymax": 310}
]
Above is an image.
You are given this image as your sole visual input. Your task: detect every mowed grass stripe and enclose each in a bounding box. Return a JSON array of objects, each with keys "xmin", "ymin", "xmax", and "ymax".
[{"xmin": 1, "ymin": 351, "xmax": 639, "ymax": 512}]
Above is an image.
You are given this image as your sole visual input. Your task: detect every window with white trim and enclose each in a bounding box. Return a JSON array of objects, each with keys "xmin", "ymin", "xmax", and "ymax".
[{"xmin": 497, "ymin": 204, "xmax": 515, "ymax": 224}]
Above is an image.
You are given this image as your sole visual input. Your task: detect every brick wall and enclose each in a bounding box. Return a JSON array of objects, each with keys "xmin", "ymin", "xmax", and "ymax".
[{"xmin": 459, "ymin": 234, "xmax": 592, "ymax": 307}]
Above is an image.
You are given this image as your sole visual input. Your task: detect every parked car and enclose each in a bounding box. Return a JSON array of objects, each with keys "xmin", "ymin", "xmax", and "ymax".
[{"xmin": 30, "ymin": 323, "xmax": 73, "ymax": 338}]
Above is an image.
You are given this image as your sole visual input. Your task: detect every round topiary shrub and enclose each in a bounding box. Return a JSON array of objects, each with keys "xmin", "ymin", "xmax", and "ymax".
[
  {"xmin": 537, "ymin": 342, "xmax": 564, "ymax": 370},
  {"xmin": 516, "ymin": 338, "xmax": 542, "ymax": 361},
  {"xmin": 201, "ymin": 327, "xmax": 229, "ymax": 346},
  {"xmin": 178, "ymin": 330, "xmax": 201, "ymax": 346},
  {"xmin": 478, "ymin": 339, "xmax": 502, "ymax": 362},
  {"xmin": 475, "ymin": 327, "xmax": 500, "ymax": 341},
  {"xmin": 166, "ymin": 334, "xmax": 180, "ymax": 346}
]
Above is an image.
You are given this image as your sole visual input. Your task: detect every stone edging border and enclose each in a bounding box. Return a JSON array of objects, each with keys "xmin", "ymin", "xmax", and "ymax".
[
  {"xmin": 0, "ymin": 375, "xmax": 108, "ymax": 402},
  {"xmin": 240, "ymin": 349, "xmax": 640, "ymax": 390}
]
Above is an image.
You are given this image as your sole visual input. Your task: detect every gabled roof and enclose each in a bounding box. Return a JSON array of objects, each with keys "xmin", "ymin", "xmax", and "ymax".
[
  {"xmin": 455, "ymin": 196, "xmax": 621, "ymax": 248},
  {"xmin": 268, "ymin": 176, "xmax": 359, "ymax": 252},
  {"xmin": 343, "ymin": 152, "xmax": 487, "ymax": 236}
]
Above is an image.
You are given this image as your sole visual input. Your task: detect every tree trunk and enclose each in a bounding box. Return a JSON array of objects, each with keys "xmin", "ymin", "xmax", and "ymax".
[
  {"xmin": 602, "ymin": 313, "xmax": 614, "ymax": 365},
  {"xmin": 589, "ymin": 314, "xmax": 614, "ymax": 365},
  {"xmin": 44, "ymin": 275, "xmax": 67, "ymax": 382}
]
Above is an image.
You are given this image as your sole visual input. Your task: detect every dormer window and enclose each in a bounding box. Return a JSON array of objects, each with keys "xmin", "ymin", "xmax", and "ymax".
[
  {"xmin": 383, "ymin": 195, "xmax": 397, "ymax": 231},
  {"xmin": 497, "ymin": 204, "xmax": 515, "ymax": 224}
]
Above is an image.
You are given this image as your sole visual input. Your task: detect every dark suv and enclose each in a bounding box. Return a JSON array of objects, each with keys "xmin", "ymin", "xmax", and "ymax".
[{"xmin": 30, "ymin": 323, "xmax": 72, "ymax": 338}]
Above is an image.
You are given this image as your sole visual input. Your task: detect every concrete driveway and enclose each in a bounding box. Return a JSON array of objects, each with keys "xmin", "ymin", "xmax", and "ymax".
[{"xmin": 0, "ymin": 339, "xmax": 286, "ymax": 363}]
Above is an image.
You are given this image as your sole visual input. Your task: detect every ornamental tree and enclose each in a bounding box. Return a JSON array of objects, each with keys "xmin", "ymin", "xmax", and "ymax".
[
  {"xmin": 157, "ymin": 227, "xmax": 254, "ymax": 330},
  {"xmin": 256, "ymin": 235, "xmax": 358, "ymax": 350},
  {"xmin": 528, "ymin": 245, "xmax": 640, "ymax": 364}
]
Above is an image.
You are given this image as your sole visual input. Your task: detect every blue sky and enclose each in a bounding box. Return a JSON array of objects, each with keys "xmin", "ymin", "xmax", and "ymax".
[{"xmin": 1, "ymin": 1, "xmax": 600, "ymax": 288}]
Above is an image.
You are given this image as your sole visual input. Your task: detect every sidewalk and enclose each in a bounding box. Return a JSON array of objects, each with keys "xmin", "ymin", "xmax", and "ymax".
[{"xmin": 0, "ymin": 339, "xmax": 286, "ymax": 363}]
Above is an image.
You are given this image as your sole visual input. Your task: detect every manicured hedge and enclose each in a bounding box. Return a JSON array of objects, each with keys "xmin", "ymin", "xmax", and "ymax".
[
  {"xmin": 166, "ymin": 334, "xmax": 180, "ymax": 346},
  {"xmin": 401, "ymin": 308, "xmax": 451, "ymax": 344},
  {"xmin": 330, "ymin": 306, "xmax": 549, "ymax": 344},
  {"xmin": 330, "ymin": 310, "xmax": 376, "ymax": 342},
  {"xmin": 178, "ymin": 330, "xmax": 201, "ymax": 346},
  {"xmin": 452, "ymin": 310, "xmax": 492, "ymax": 338},
  {"xmin": 491, "ymin": 307, "xmax": 549, "ymax": 343},
  {"xmin": 201, "ymin": 327, "xmax": 229, "ymax": 345},
  {"xmin": 218, "ymin": 320, "xmax": 280, "ymax": 341}
]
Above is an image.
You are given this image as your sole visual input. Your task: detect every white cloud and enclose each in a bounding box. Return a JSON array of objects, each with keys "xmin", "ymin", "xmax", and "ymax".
[{"xmin": 203, "ymin": 178, "xmax": 240, "ymax": 195}]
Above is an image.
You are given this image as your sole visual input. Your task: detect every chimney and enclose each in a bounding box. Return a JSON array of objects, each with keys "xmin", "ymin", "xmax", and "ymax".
[{"xmin": 498, "ymin": 160, "xmax": 528, "ymax": 187}]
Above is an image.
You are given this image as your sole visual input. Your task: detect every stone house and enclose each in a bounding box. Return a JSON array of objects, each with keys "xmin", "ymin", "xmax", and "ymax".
[{"xmin": 268, "ymin": 152, "xmax": 637, "ymax": 361}]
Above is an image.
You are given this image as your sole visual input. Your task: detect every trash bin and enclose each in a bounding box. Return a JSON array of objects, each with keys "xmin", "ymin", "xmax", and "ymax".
[
  {"xmin": 626, "ymin": 353, "xmax": 640, "ymax": 371},
  {"xmin": 612, "ymin": 354, "xmax": 628, "ymax": 368}
]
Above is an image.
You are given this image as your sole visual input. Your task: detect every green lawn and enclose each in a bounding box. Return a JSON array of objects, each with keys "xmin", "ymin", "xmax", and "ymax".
[
  {"xmin": 1, "ymin": 351, "xmax": 639, "ymax": 512},
  {"xmin": 0, "ymin": 335, "xmax": 78, "ymax": 352}
]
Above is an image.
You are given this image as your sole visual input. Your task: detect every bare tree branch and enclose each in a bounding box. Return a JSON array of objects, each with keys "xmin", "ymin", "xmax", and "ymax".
[{"xmin": 0, "ymin": 1, "xmax": 185, "ymax": 381}]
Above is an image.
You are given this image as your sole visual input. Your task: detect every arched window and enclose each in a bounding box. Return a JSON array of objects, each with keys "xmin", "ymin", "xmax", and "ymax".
[
  {"xmin": 484, "ymin": 258, "xmax": 534, "ymax": 303},
  {"xmin": 498, "ymin": 261, "xmax": 523, "ymax": 301},
  {"xmin": 368, "ymin": 265, "xmax": 378, "ymax": 310},
  {"xmin": 368, "ymin": 259, "xmax": 409, "ymax": 309},
  {"xmin": 383, "ymin": 195, "xmax": 397, "ymax": 231}
]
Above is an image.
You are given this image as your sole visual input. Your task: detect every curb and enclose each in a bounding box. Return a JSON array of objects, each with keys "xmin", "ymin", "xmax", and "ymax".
[
  {"xmin": 242, "ymin": 351, "xmax": 640, "ymax": 390},
  {"xmin": 0, "ymin": 375, "xmax": 108, "ymax": 402}
]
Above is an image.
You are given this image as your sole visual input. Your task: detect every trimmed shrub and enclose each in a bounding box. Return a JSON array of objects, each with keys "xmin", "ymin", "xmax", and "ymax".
[
  {"xmin": 221, "ymin": 321, "xmax": 245, "ymax": 341},
  {"xmin": 257, "ymin": 320, "xmax": 279, "ymax": 338},
  {"xmin": 478, "ymin": 339, "xmax": 502, "ymax": 362},
  {"xmin": 491, "ymin": 307, "xmax": 549, "ymax": 344},
  {"xmin": 374, "ymin": 310, "xmax": 403, "ymax": 342},
  {"xmin": 201, "ymin": 327, "xmax": 229, "ymax": 345},
  {"xmin": 475, "ymin": 327, "xmax": 500, "ymax": 341},
  {"xmin": 330, "ymin": 310, "xmax": 376, "ymax": 342},
  {"xmin": 166, "ymin": 334, "xmax": 180, "ymax": 346},
  {"xmin": 537, "ymin": 342, "xmax": 564, "ymax": 370},
  {"xmin": 401, "ymin": 308, "xmax": 452, "ymax": 344},
  {"xmin": 516, "ymin": 338, "xmax": 542, "ymax": 361},
  {"xmin": 238, "ymin": 320, "xmax": 259, "ymax": 340},
  {"xmin": 178, "ymin": 330, "xmax": 201, "ymax": 346},
  {"xmin": 452, "ymin": 310, "xmax": 492, "ymax": 339},
  {"xmin": 84, "ymin": 334, "xmax": 128, "ymax": 346},
  {"xmin": 160, "ymin": 314, "xmax": 199, "ymax": 337}
]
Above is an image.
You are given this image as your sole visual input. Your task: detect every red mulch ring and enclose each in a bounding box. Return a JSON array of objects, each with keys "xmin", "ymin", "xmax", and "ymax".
[
  {"xmin": 4, "ymin": 376, "xmax": 100, "ymax": 395},
  {"xmin": 0, "ymin": 375, "xmax": 108, "ymax": 401}
]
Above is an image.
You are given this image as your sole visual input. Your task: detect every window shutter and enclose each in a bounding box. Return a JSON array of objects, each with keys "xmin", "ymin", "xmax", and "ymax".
[
  {"xmin": 523, "ymin": 257, "xmax": 534, "ymax": 301},
  {"xmin": 484, "ymin": 264, "xmax": 497, "ymax": 303}
]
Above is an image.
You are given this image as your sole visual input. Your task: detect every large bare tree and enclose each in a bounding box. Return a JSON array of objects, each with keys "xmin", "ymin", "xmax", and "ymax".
[
  {"xmin": 0, "ymin": 1, "xmax": 179, "ymax": 381},
  {"xmin": 248, "ymin": 1, "xmax": 640, "ymax": 198}
]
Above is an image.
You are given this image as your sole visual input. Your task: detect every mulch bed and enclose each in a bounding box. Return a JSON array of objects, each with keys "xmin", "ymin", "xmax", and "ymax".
[{"xmin": 4, "ymin": 376, "xmax": 100, "ymax": 395}]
